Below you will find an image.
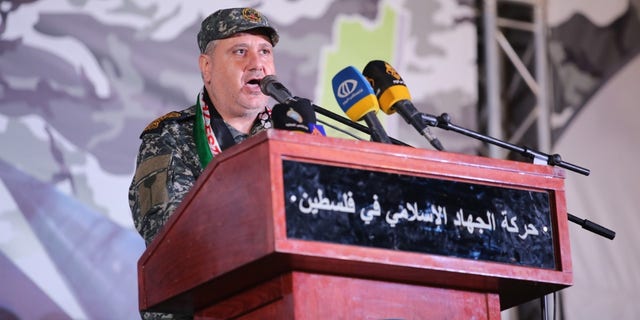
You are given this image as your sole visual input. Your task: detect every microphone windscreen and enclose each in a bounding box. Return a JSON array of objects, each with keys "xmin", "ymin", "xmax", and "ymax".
[
  {"xmin": 362, "ymin": 60, "xmax": 411, "ymax": 115},
  {"xmin": 331, "ymin": 66, "xmax": 380, "ymax": 121},
  {"xmin": 260, "ymin": 75, "xmax": 294, "ymax": 104},
  {"xmin": 271, "ymin": 98, "xmax": 316, "ymax": 133}
]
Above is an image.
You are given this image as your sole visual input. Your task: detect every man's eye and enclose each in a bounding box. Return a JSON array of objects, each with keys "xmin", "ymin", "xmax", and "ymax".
[{"xmin": 234, "ymin": 49, "xmax": 246, "ymax": 55}]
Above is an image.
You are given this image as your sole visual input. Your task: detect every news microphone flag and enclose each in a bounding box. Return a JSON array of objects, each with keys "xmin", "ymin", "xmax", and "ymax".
[{"xmin": 331, "ymin": 66, "xmax": 380, "ymax": 121}]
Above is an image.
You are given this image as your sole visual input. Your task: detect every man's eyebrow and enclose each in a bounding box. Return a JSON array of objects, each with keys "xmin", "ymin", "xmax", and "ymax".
[{"xmin": 229, "ymin": 42, "xmax": 273, "ymax": 50}]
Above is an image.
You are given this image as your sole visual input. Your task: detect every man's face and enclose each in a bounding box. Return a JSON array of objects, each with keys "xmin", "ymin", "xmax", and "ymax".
[{"xmin": 200, "ymin": 32, "xmax": 275, "ymax": 120}]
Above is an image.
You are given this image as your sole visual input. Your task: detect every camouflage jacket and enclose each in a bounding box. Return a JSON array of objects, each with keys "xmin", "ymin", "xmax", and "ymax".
[
  {"xmin": 129, "ymin": 104, "xmax": 271, "ymax": 319},
  {"xmin": 129, "ymin": 105, "xmax": 199, "ymax": 320},
  {"xmin": 129, "ymin": 105, "xmax": 201, "ymax": 247},
  {"xmin": 129, "ymin": 104, "xmax": 272, "ymax": 244}
]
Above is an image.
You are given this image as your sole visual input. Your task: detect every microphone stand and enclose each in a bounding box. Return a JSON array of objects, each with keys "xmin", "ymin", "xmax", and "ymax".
[
  {"xmin": 422, "ymin": 113, "xmax": 590, "ymax": 175},
  {"xmin": 421, "ymin": 112, "xmax": 615, "ymax": 240},
  {"xmin": 309, "ymin": 103, "xmax": 615, "ymax": 239},
  {"xmin": 312, "ymin": 104, "xmax": 411, "ymax": 147},
  {"xmin": 568, "ymin": 213, "xmax": 615, "ymax": 240}
]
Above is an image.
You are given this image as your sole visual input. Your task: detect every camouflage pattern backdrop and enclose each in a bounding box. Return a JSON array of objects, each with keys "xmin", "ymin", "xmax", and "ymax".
[
  {"xmin": 0, "ymin": 0, "xmax": 639, "ymax": 319},
  {"xmin": 0, "ymin": 1, "xmax": 476, "ymax": 318}
]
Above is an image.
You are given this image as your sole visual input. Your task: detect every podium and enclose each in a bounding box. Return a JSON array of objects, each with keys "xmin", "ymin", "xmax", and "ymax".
[{"xmin": 138, "ymin": 130, "xmax": 572, "ymax": 319}]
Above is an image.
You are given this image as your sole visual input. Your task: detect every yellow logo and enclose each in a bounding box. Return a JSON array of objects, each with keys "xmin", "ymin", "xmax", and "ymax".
[{"xmin": 385, "ymin": 62, "xmax": 401, "ymax": 80}]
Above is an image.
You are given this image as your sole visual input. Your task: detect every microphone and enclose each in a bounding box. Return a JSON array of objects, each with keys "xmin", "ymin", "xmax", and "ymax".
[
  {"xmin": 362, "ymin": 60, "xmax": 445, "ymax": 151},
  {"xmin": 260, "ymin": 76, "xmax": 326, "ymax": 136},
  {"xmin": 331, "ymin": 66, "xmax": 392, "ymax": 144},
  {"xmin": 271, "ymin": 98, "xmax": 317, "ymax": 133},
  {"xmin": 260, "ymin": 75, "xmax": 297, "ymax": 104},
  {"xmin": 260, "ymin": 74, "xmax": 406, "ymax": 143}
]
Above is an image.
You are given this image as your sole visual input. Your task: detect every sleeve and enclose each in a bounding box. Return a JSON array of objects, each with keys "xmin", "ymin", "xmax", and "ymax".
[{"xmin": 128, "ymin": 125, "xmax": 198, "ymax": 246}]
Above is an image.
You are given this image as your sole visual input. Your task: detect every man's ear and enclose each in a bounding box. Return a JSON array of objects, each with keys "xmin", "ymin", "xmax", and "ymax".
[{"xmin": 198, "ymin": 54, "xmax": 211, "ymax": 83}]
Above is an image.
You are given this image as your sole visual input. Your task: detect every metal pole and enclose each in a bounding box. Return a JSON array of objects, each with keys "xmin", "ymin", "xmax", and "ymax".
[
  {"xmin": 483, "ymin": 0, "xmax": 505, "ymax": 158},
  {"xmin": 534, "ymin": 0, "xmax": 551, "ymax": 152}
]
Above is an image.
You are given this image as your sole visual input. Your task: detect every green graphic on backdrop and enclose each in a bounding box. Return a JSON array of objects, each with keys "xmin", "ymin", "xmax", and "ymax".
[{"xmin": 319, "ymin": 5, "xmax": 397, "ymax": 138}]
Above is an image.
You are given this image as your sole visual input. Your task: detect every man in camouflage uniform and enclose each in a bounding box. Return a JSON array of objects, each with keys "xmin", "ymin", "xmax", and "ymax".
[{"xmin": 128, "ymin": 7, "xmax": 278, "ymax": 320}]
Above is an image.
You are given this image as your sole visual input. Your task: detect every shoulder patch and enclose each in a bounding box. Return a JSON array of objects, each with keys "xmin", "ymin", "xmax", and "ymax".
[
  {"xmin": 143, "ymin": 111, "xmax": 182, "ymax": 133},
  {"xmin": 141, "ymin": 108, "xmax": 195, "ymax": 137}
]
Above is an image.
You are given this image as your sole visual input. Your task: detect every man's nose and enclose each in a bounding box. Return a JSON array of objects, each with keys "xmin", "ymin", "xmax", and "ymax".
[{"xmin": 246, "ymin": 51, "xmax": 264, "ymax": 72}]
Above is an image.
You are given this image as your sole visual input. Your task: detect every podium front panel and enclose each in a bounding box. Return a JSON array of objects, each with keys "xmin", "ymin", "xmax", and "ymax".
[{"xmin": 282, "ymin": 159, "xmax": 555, "ymax": 269}]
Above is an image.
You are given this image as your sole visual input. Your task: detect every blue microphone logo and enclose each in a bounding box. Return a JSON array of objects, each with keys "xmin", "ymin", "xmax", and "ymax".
[{"xmin": 336, "ymin": 79, "xmax": 359, "ymax": 99}]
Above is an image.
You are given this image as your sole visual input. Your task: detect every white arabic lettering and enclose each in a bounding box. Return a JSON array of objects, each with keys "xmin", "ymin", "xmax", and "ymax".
[
  {"xmin": 294, "ymin": 190, "xmax": 542, "ymax": 239},
  {"xmin": 360, "ymin": 194, "xmax": 381, "ymax": 224},
  {"xmin": 298, "ymin": 189, "xmax": 356, "ymax": 215}
]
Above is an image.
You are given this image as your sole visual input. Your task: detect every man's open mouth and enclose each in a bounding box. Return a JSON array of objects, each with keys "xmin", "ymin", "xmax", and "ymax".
[{"xmin": 246, "ymin": 78, "xmax": 261, "ymax": 86}]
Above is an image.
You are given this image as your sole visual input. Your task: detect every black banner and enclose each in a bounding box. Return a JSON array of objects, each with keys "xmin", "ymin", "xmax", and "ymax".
[{"xmin": 282, "ymin": 160, "xmax": 556, "ymax": 269}]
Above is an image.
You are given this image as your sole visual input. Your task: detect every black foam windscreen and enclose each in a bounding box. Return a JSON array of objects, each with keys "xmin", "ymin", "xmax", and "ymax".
[{"xmin": 271, "ymin": 98, "xmax": 316, "ymax": 133}]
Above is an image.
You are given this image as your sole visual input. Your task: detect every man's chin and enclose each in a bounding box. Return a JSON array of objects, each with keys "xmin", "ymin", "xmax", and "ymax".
[
  {"xmin": 242, "ymin": 96, "xmax": 269, "ymax": 108},
  {"xmin": 236, "ymin": 103, "xmax": 267, "ymax": 117}
]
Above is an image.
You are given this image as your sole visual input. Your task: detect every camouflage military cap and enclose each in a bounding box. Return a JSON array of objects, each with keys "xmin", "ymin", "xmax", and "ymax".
[{"xmin": 197, "ymin": 7, "xmax": 279, "ymax": 53}]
